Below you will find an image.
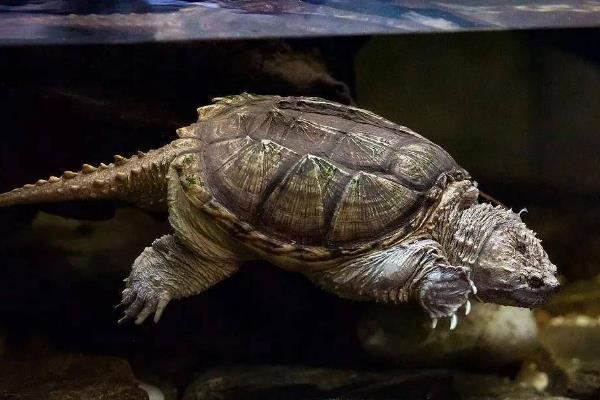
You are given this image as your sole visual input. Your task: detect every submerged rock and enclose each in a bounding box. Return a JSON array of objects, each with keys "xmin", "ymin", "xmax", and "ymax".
[
  {"xmin": 15, "ymin": 208, "xmax": 169, "ymax": 277},
  {"xmin": 183, "ymin": 366, "xmax": 451, "ymax": 400},
  {"xmin": 529, "ymin": 276, "xmax": 600, "ymax": 399},
  {"xmin": 182, "ymin": 365, "xmax": 573, "ymax": 400},
  {"xmin": 516, "ymin": 361, "xmax": 551, "ymax": 392},
  {"xmin": 358, "ymin": 302, "xmax": 537, "ymax": 368},
  {"xmin": 542, "ymin": 274, "xmax": 600, "ymax": 317},
  {"xmin": 537, "ymin": 314, "xmax": 600, "ymax": 399},
  {"xmin": 0, "ymin": 352, "xmax": 148, "ymax": 400},
  {"xmin": 138, "ymin": 381, "xmax": 167, "ymax": 400},
  {"xmin": 453, "ymin": 373, "xmax": 573, "ymax": 400}
]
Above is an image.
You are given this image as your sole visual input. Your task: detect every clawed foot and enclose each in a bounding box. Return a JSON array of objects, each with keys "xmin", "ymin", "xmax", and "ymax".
[
  {"xmin": 115, "ymin": 234, "xmax": 239, "ymax": 326},
  {"xmin": 117, "ymin": 280, "xmax": 172, "ymax": 325},
  {"xmin": 430, "ymin": 298, "xmax": 473, "ymax": 330},
  {"xmin": 116, "ymin": 243, "xmax": 174, "ymax": 325},
  {"xmin": 418, "ymin": 264, "xmax": 477, "ymax": 330}
]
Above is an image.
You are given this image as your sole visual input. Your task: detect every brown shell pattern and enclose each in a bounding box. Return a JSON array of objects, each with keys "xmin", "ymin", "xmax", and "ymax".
[{"xmin": 186, "ymin": 94, "xmax": 467, "ymax": 247}]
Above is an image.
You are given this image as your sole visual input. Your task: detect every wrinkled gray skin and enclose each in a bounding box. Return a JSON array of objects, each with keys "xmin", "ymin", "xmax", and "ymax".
[
  {"xmin": 309, "ymin": 183, "xmax": 558, "ymax": 329},
  {"xmin": 437, "ymin": 202, "xmax": 559, "ymax": 310},
  {"xmin": 0, "ymin": 96, "xmax": 559, "ymax": 330}
]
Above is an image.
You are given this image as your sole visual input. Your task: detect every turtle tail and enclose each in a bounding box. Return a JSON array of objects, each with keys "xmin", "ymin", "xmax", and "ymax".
[{"xmin": 0, "ymin": 144, "xmax": 179, "ymax": 212}]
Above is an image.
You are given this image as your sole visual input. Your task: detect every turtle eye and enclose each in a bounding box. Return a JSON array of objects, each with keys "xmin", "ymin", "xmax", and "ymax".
[
  {"xmin": 527, "ymin": 276, "xmax": 544, "ymax": 289},
  {"xmin": 514, "ymin": 240, "xmax": 527, "ymax": 254}
]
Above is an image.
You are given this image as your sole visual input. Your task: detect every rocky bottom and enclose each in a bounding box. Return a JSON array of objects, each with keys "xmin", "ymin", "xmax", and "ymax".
[
  {"xmin": 181, "ymin": 366, "xmax": 575, "ymax": 400},
  {"xmin": 0, "ymin": 350, "xmax": 147, "ymax": 400},
  {"xmin": 1, "ymin": 211, "xmax": 599, "ymax": 400},
  {"xmin": 2, "ymin": 295, "xmax": 598, "ymax": 400},
  {"xmin": 0, "ymin": 356, "xmax": 574, "ymax": 400}
]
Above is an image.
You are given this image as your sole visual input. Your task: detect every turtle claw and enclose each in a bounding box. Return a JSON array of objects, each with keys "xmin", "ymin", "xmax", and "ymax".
[
  {"xmin": 469, "ymin": 280, "xmax": 478, "ymax": 295},
  {"xmin": 134, "ymin": 298, "xmax": 158, "ymax": 325},
  {"xmin": 117, "ymin": 282, "xmax": 172, "ymax": 325},
  {"xmin": 418, "ymin": 264, "xmax": 474, "ymax": 326},
  {"xmin": 464, "ymin": 299, "xmax": 471, "ymax": 315},
  {"xmin": 430, "ymin": 313, "xmax": 460, "ymax": 331},
  {"xmin": 449, "ymin": 313, "xmax": 458, "ymax": 330},
  {"xmin": 154, "ymin": 296, "xmax": 171, "ymax": 323}
]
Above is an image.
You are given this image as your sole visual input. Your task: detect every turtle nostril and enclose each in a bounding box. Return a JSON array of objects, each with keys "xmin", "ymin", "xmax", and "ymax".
[{"xmin": 545, "ymin": 275, "xmax": 560, "ymax": 293}]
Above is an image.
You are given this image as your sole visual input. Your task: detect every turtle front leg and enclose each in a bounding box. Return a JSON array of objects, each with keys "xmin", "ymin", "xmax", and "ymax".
[
  {"xmin": 417, "ymin": 263, "xmax": 476, "ymax": 329},
  {"xmin": 118, "ymin": 234, "xmax": 239, "ymax": 325},
  {"xmin": 308, "ymin": 239, "xmax": 475, "ymax": 329}
]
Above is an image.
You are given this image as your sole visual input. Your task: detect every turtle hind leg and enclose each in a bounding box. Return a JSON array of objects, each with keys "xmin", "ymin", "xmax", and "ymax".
[
  {"xmin": 307, "ymin": 238, "xmax": 475, "ymax": 329},
  {"xmin": 118, "ymin": 234, "xmax": 239, "ymax": 325}
]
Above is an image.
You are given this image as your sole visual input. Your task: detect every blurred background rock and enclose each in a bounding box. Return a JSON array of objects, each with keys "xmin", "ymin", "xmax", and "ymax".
[{"xmin": 358, "ymin": 303, "xmax": 538, "ymax": 369}]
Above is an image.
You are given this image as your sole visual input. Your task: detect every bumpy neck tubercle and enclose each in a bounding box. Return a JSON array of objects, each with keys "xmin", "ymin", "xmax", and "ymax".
[{"xmin": 438, "ymin": 203, "xmax": 518, "ymax": 268}]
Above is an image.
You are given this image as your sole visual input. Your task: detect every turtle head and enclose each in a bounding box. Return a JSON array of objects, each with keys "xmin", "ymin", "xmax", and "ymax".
[{"xmin": 471, "ymin": 207, "xmax": 559, "ymax": 307}]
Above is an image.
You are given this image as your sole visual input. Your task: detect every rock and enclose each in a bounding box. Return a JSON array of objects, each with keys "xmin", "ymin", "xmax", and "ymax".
[
  {"xmin": 183, "ymin": 366, "xmax": 452, "ymax": 400},
  {"xmin": 260, "ymin": 48, "xmax": 354, "ymax": 104},
  {"xmin": 138, "ymin": 381, "xmax": 166, "ymax": 400},
  {"xmin": 135, "ymin": 373, "xmax": 178, "ymax": 400},
  {"xmin": 14, "ymin": 208, "xmax": 169, "ymax": 278},
  {"xmin": 182, "ymin": 365, "xmax": 573, "ymax": 400},
  {"xmin": 358, "ymin": 302, "xmax": 538, "ymax": 369},
  {"xmin": 517, "ymin": 361, "xmax": 550, "ymax": 392},
  {"xmin": 0, "ymin": 352, "xmax": 148, "ymax": 400},
  {"xmin": 453, "ymin": 373, "xmax": 573, "ymax": 400},
  {"xmin": 537, "ymin": 314, "xmax": 600, "ymax": 399},
  {"xmin": 531, "ymin": 277, "xmax": 600, "ymax": 399},
  {"xmin": 542, "ymin": 275, "xmax": 600, "ymax": 317}
]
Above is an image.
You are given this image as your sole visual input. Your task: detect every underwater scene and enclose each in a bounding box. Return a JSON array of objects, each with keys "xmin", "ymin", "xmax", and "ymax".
[{"xmin": 1, "ymin": 2, "xmax": 600, "ymax": 400}]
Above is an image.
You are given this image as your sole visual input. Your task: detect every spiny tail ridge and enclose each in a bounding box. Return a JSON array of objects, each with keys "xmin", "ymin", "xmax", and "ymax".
[{"xmin": 0, "ymin": 145, "xmax": 179, "ymax": 211}]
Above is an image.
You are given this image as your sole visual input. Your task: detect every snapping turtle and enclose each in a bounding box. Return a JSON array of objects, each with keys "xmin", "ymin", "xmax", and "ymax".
[{"xmin": 0, "ymin": 94, "xmax": 559, "ymax": 328}]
